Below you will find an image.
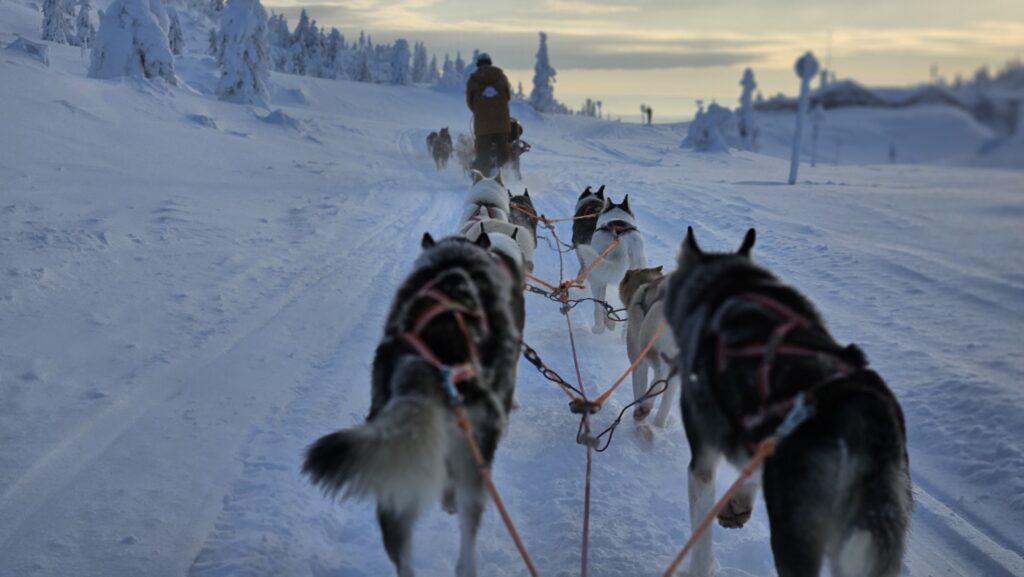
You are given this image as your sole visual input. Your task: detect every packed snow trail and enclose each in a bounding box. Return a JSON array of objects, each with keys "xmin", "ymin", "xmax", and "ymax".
[{"xmin": 2, "ymin": 3, "xmax": 1024, "ymax": 574}]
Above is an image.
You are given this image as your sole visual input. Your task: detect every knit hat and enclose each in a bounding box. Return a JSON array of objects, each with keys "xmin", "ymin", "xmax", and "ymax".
[{"xmin": 477, "ymin": 53, "xmax": 492, "ymax": 66}]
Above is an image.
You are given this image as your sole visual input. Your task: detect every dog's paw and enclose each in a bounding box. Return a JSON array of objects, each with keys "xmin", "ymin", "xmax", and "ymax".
[
  {"xmin": 717, "ymin": 493, "xmax": 754, "ymax": 528},
  {"xmin": 634, "ymin": 422, "xmax": 654, "ymax": 443},
  {"xmin": 441, "ymin": 488, "xmax": 457, "ymax": 515}
]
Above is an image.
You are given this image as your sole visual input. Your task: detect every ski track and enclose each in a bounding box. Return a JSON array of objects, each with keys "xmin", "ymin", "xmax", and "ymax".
[{"xmin": 2, "ymin": 20, "xmax": 1022, "ymax": 575}]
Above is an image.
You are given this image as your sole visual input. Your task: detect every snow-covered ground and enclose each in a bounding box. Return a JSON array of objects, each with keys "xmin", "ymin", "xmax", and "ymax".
[{"xmin": 2, "ymin": 1, "xmax": 1024, "ymax": 576}]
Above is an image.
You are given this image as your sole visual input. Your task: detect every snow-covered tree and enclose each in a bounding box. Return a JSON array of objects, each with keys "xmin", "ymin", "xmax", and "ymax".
[
  {"xmin": 435, "ymin": 52, "xmax": 463, "ymax": 91},
  {"xmin": 208, "ymin": 27, "xmax": 219, "ymax": 56},
  {"xmin": 515, "ymin": 81, "xmax": 524, "ymax": 100},
  {"xmin": 89, "ymin": 0, "xmax": 175, "ymax": 84},
  {"xmin": 323, "ymin": 28, "xmax": 343, "ymax": 78},
  {"xmin": 530, "ymin": 32, "xmax": 565, "ymax": 113},
  {"xmin": 682, "ymin": 102, "xmax": 734, "ymax": 152},
  {"xmin": 464, "ymin": 48, "xmax": 479, "ymax": 77},
  {"xmin": 427, "ymin": 53, "xmax": 439, "ymax": 83},
  {"xmin": 391, "ymin": 38, "xmax": 410, "ymax": 85},
  {"xmin": 453, "ymin": 51, "xmax": 465, "ymax": 78},
  {"xmin": 167, "ymin": 7, "xmax": 184, "ymax": 55},
  {"xmin": 211, "ymin": 0, "xmax": 224, "ymax": 14},
  {"xmin": 42, "ymin": 0, "xmax": 73, "ymax": 44},
  {"xmin": 411, "ymin": 41, "xmax": 427, "ymax": 83},
  {"xmin": 266, "ymin": 13, "xmax": 290, "ymax": 71},
  {"xmin": 351, "ymin": 47, "xmax": 372, "ymax": 82},
  {"xmin": 810, "ymin": 103, "xmax": 825, "ymax": 166},
  {"xmin": 737, "ymin": 68, "xmax": 758, "ymax": 150},
  {"xmin": 216, "ymin": 0, "xmax": 270, "ymax": 106},
  {"xmin": 74, "ymin": 0, "xmax": 96, "ymax": 48}
]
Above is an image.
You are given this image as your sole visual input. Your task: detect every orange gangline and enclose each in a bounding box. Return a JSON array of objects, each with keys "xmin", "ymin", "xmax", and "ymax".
[
  {"xmin": 661, "ymin": 438, "xmax": 778, "ymax": 577},
  {"xmin": 454, "ymin": 407, "xmax": 541, "ymax": 577},
  {"xmin": 592, "ymin": 321, "xmax": 668, "ymax": 408}
]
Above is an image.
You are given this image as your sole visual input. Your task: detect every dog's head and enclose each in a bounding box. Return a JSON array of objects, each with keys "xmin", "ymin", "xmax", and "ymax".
[
  {"xmin": 467, "ymin": 171, "xmax": 510, "ymax": 213},
  {"xmin": 509, "ymin": 187, "xmax": 535, "ymax": 213},
  {"xmin": 619, "ymin": 265, "xmax": 663, "ymax": 307},
  {"xmin": 440, "ymin": 127, "xmax": 449, "ymax": 138},
  {"xmin": 575, "ymin": 185, "xmax": 605, "ymax": 210},
  {"xmin": 596, "ymin": 195, "xmax": 636, "ymax": 229},
  {"xmin": 677, "ymin": 226, "xmax": 756, "ymax": 273}
]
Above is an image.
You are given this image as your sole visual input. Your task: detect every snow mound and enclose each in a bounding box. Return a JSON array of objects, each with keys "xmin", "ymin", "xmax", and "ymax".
[
  {"xmin": 187, "ymin": 113, "xmax": 218, "ymax": 129},
  {"xmin": 4, "ymin": 36, "xmax": 50, "ymax": 66}
]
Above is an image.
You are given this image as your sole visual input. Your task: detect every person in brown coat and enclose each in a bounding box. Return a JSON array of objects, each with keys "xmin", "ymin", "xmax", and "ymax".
[{"xmin": 465, "ymin": 53, "xmax": 512, "ymax": 175}]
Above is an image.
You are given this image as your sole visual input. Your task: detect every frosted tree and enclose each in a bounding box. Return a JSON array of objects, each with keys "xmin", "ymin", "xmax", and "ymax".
[
  {"xmin": 464, "ymin": 48, "xmax": 479, "ymax": 77},
  {"xmin": 737, "ymin": 68, "xmax": 758, "ymax": 150},
  {"xmin": 89, "ymin": 0, "xmax": 176, "ymax": 84},
  {"xmin": 42, "ymin": 0, "xmax": 73, "ymax": 44},
  {"xmin": 75, "ymin": 0, "xmax": 96, "ymax": 48},
  {"xmin": 211, "ymin": 0, "xmax": 224, "ymax": 14},
  {"xmin": 516, "ymin": 81, "xmax": 524, "ymax": 100},
  {"xmin": 427, "ymin": 54, "xmax": 439, "ymax": 83},
  {"xmin": 167, "ymin": 7, "xmax": 184, "ymax": 55},
  {"xmin": 288, "ymin": 9, "xmax": 311, "ymax": 75},
  {"xmin": 436, "ymin": 52, "xmax": 462, "ymax": 91},
  {"xmin": 351, "ymin": 47, "xmax": 372, "ymax": 82},
  {"xmin": 788, "ymin": 51, "xmax": 819, "ymax": 184},
  {"xmin": 216, "ymin": 0, "xmax": 270, "ymax": 106},
  {"xmin": 411, "ymin": 41, "xmax": 427, "ymax": 83},
  {"xmin": 453, "ymin": 51, "xmax": 465, "ymax": 78},
  {"xmin": 266, "ymin": 14, "xmax": 290, "ymax": 71},
  {"xmin": 529, "ymin": 32, "xmax": 564, "ymax": 113},
  {"xmin": 208, "ymin": 27, "xmax": 219, "ymax": 57},
  {"xmin": 324, "ymin": 28, "xmax": 343, "ymax": 78},
  {"xmin": 391, "ymin": 38, "xmax": 410, "ymax": 85}
]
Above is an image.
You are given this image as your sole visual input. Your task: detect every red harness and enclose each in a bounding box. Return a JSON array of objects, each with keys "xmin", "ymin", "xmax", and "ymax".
[
  {"xmin": 399, "ymin": 279, "xmax": 490, "ymax": 401},
  {"xmin": 714, "ymin": 292, "xmax": 855, "ymax": 433}
]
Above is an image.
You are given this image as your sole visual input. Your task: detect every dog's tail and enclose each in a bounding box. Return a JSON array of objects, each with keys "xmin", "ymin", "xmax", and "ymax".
[
  {"xmin": 303, "ymin": 358, "xmax": 449, "ymax": 512},
  {"xmin": 835, "ymin": 387, "xmax": 913, "ymax": 577}
]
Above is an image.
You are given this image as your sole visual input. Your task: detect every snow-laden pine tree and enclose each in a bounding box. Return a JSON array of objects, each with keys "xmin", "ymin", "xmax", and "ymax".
[
  {"xmin": 208, "ymin": 27, "xmax": 219, "ymax": 56},
  {"xmin": 453, "ymin": 51, "xmax": 465, "ymax": 79},
  {"xmin": 427, "ymin": 54, "xmax": 439, "ymax": 84},
  {"xmin": 42, "ymin": 0, "xmax": 73, "ymax": 44},
  {"xmin": 351, "ymin": 47, "xmax": 372, "ymax": 82},
  {"xmin": 436, "ymin": 52, "xmax": 462, "ymax": 91},
  {"xmin": 266, "ymin": 13, "xmax": 290, "ymax": 71},
  {"xmin": 216, "ymin": 0, "xmax": 270, "ymax": 106},
  {"xmin": 411, "ymin": 41, "xmax": 427, "ymax": 83},
  {"xmin": 391, "ymin": 39, "xmax": 410, "ymax": 85},
  {"xmin": 89, "ymin": 0, "xmax": 176, "ymax": 84},
  {"xmin": 529, "ymin": 32, "xmax": 565, "ymax": 113},
  {"xmin": 167, "ymin": 7, "xmax": 184, "ymax": 55},
  {"xmin": 324, "ymin": 28, "xmax": 343, "ymax": 79},
  {"xmin": 75, "ymin": 0, "xmax": 96, "ymax": 48},
  {"xmin": 737, "ymin": 68, "xmax": 758, "ymax": 150},
  {"xmin": 288, "ymin": 9, "xmax": 311, "ymax": 75}
]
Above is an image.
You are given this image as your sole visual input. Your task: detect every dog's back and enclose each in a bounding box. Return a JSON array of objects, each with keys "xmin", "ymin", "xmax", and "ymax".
[{"xmin": 664, "ymin": 228, "xmax": 911, "ymax": 577}]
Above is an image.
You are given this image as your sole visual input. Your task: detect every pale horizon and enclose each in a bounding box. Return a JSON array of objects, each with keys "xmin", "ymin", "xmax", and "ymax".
[{"xmin": 267, "ymin": 0, "xmax": 1021, "ymax": 121}]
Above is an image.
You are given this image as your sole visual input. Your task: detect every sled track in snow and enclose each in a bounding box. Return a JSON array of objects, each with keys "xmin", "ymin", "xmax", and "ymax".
[{"xmin": 0, "ymin": 193, "xmax": 449, "ymax": 560}]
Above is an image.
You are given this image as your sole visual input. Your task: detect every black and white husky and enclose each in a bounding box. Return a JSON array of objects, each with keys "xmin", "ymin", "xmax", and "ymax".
[
  {"xmin": 663, "ymin": 227, "xmax": 911, "ymax": 577},
  {"xmin": 575, "ymin": 195, "xmax": 646, "ymax": 334},
  {"xmin": 304, "ymin": 234, "xmax": 520, "ymax": 577},
  {"xmin": 571, "ymin": 185, "xmax": 605, "ymax": 250}
]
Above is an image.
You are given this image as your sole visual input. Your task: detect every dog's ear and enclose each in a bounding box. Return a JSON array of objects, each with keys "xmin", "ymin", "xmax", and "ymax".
[
  {"xmin": 512, "ymin": 228, "xmax": 519, "ymax": 240},
  {"xmin": 475, "ymin": 232, "xmax": 492, "ymax": 249},
  {"xmin": 523, "ymin": 188, "xmax": 530, "ymax": 198},
  {"xmin": 596, "ymin": 185, "xmax": 605, "ymax": 199},
  {"xmin": 654, "ymin": 265, "xmax": 664, "ymax": 273},
  {"xmin": 421, "ymin": 233, "xmax": 436, "ymax": 250},
  {"xmin": 471, "ymin": 169, "xmax": 485, "ymax": 183},
  {"xmin": 494, "ymin": 172, "xmax": 504, "ymax": 186},
  {"xmin": 579, "ymin": 186, "xmax": 592, "ymax": 200},
  {"xmin": 679, "ymin": 226, "xmax": 703, "ymax": 269},
  {"xmin": 508, "ymin": 190, "xmax": 513, "ymax": 199},
  {"xmin": 737, "ymin": 228, "xmax": 756, "ymax": 257},
  {"xmin": 621, "ymin": 195, "xmax": 631, "ymax": 214}
]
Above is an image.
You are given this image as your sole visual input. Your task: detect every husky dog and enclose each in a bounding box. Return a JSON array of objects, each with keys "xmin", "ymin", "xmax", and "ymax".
[
  {"xmin": 304, "ymin": 233, "xmax": 520, "ymax": 577},
  {"xmin": 426, "ymin": 127, "xmax": 453, "ymax": 169},
  {"xmin": 619, "ymin": 266, "xmax": 680, "ymax": 440},
  {"xmin": 576, "ymin": 195, "xmax": 646, "ymax": 334},
  {"xmin": 508, "ymin": 188, "xmax": 538, "ymax": 247},
  {"xmin": 459, "ymin": 173, "xmax": 535, "ymax": 273},
  {"xmin": 663, "ymin": 227, "xmax": 911, "ymax": 577},
  {"xmin": 571, "ymin": 185, "xmax": 605, "ymax": 249}
]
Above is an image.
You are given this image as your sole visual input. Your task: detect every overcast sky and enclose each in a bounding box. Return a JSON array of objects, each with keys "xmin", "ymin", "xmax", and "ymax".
[{"xmin": 264, "ymin": 0, "xmax": 1024, "ymax": 120}]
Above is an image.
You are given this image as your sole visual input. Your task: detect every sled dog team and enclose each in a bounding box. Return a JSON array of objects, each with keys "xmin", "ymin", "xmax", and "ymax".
[{"xmin": 304, "ymin": 179, "xmax": 912, "ymax": 577}]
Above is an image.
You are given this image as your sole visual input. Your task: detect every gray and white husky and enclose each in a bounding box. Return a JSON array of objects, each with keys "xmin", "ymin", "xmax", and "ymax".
[
  {"xmin": 304, "ymin": 234, "xmax": 521, "ymax": 577},
  {"xmin": 571, "ymin": 185, "xmax": 605, "ymax": 259},
  {"xmin": 575, "ymin": 195, "xmax": 646, "ymax": 334},
  {"xmin": 619, "ymin": 266, "xmax": 680, "ymax": 439},
  {"xmin": 663, "ymin": 227, "xmax": 911, "ymax": 577}
]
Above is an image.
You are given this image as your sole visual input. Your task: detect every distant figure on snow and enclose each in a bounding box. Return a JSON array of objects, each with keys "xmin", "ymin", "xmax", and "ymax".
[
  {"xmin": 646, "ymin": 105, "xmax": 653, "ymax": 125},
  {"xmin": 466, "ymin": 52, "xmax": 512, "ymax": 176}
]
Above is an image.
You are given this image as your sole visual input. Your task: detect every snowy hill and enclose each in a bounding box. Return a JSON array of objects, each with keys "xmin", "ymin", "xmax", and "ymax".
[{"xmin": 3, "ymin": 1, "xmax": 1024, "ymax": 576}]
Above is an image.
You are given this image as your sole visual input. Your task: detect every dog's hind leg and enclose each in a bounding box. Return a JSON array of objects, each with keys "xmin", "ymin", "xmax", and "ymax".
[
  {"xmin": 377, "ymin": 503, "xmax": 418, "ymax": 577},
  {"xmin": 591, "ymin": 282, "xmax": 608, "ymax": 334},
  {"xmin": 686, "ymin": 450, "xmax": 720, "ymax": 577},
  {"xmin": 652, "ymin": 362, "xmax": 677, "ymax": 428},
  {"xmin": 631, "ymin": 359, "xmax": 653, "ymax": 440},
  {"xmin": 454, "ymin": 475, "xmax": 486, "ymax": 577}
]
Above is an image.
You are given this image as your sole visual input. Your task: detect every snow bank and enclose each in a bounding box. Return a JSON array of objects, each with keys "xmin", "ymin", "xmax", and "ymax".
[{"xmin": 88, "ymin": 0, "xmax": 176, "ymax": 84}]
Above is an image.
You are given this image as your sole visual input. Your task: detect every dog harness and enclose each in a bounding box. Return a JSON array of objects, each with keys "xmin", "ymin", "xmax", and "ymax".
[
  {"xmin": 399, "ymin": 275, "xmax": 490, "ymax": 404},
  {"xmin": 598, "ymin": 220, "xmax": 636, "ymax": 236},
  {"xmin": 708, "ymin": 291, "xmax": 863, "ymax": 445}
]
